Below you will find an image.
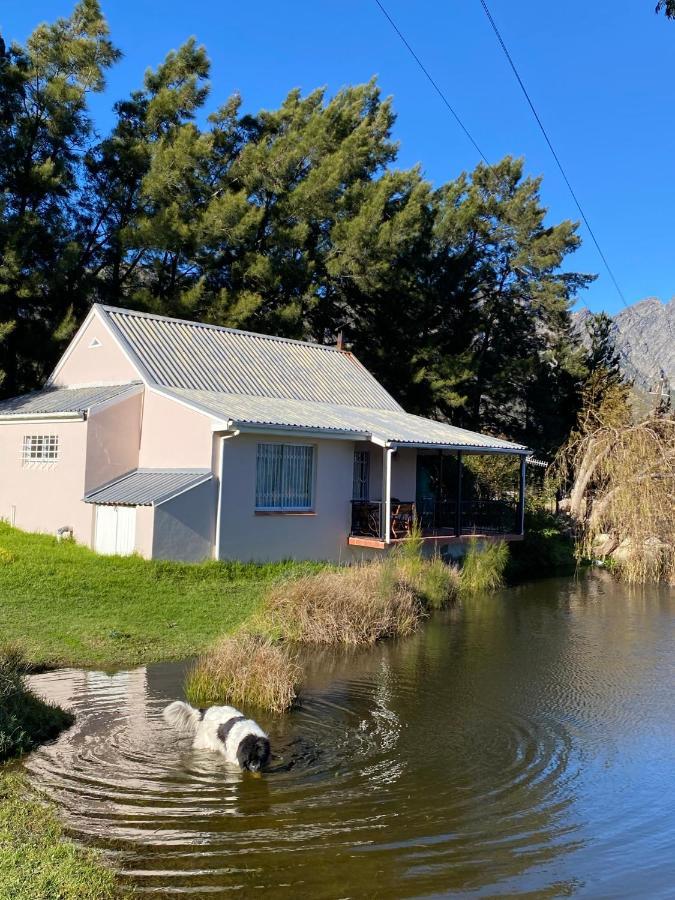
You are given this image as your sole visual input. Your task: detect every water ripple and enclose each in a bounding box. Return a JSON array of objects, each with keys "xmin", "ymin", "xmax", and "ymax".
[{"xmin": 23, "ymin": 577, "xmax": 675, "ymax": 897}]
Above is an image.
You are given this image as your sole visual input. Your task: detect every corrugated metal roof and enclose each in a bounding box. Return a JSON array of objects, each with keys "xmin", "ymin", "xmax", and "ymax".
[
  {"xmin": 0, "ymin": 383, "xmax": 140, "ymax": 417},
  {"xmin": 165, "ymin": 388, "xmax": 528, "ymax": 452},
  {"xmin": 85, "ymin": 468, "xmax": 212, "ymax": 506},
  {"xmin": 100, "ymin": 305, "xmax": 402, "ymax": 411}
]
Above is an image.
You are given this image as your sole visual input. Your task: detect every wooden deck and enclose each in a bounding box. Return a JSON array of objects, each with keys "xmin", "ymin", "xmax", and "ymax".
[{"xmin": 348, "ymin": 532, "xmax": 525, "ymax": 549}]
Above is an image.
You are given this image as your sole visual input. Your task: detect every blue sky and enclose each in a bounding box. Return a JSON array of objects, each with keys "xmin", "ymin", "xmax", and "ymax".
[{"xmin": 4, "ymin": 1, "xmax": 674, "ymax": 314}]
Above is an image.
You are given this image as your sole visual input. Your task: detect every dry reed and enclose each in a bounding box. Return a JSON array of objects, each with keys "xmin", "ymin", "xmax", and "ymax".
[
  {"xmin": 185, "ymin": 633, "xmax": 302, "ymax": 714},
  {"xmin": 262, "ymin": 561, "xmax": 424, "ymax": 646}
]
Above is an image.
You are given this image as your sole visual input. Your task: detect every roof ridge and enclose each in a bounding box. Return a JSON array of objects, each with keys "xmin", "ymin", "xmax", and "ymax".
[{"xmin": 97, "ymin": 304, "xmax": 347, "ymax": 354}]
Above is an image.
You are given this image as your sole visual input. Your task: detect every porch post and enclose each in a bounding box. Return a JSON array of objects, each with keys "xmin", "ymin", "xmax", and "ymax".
[
  {"xmin": 518, "ymin": 454, "xmax": 527, "ymax": 535},
  {"xmin": 382, "ymin": 446, "xmax": 393, "ymax": 543},
  {"xmin": 455, "ymin": 450, "xmax": 463, "ymax": 537}
]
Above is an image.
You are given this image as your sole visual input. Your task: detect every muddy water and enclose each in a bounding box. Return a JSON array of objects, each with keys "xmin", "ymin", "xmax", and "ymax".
[{"xmin": 25, "ymin": 573, "xmax": 675, "ymax": 897}]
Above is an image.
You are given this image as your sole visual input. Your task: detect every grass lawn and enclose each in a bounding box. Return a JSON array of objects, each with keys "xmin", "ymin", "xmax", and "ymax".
[
  {"xmin": 0, "ymin": 770, "xmax": 123, "ymax": 900},
  {"xmin": 0, "ymin": 523, "xmax": 322, "ymax": 670}
]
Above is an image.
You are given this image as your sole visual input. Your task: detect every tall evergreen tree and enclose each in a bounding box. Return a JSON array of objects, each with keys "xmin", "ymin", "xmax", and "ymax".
[
  {"xmin": 0, "ymin": 0, "xmax": 119, "ymax": 393},
  {"xmin": 656, "ymin": 1, "xmax": 675, "ymax": 18},
  {"xmin": 0, "ymin": 2, "xmax": 596, "ymax": 456},
  {"xmin": 425, "ymin": 158, "xmax": 592, "ymax": 451},
  {"xmin": 584, "ymin": 311, "xmax": 622, "ymax": 383}
]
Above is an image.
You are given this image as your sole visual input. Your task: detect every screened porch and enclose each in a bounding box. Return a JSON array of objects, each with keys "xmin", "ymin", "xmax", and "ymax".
[{"xmin": 348, "ymin": 444, "xmax": 529, "ymax": 548}]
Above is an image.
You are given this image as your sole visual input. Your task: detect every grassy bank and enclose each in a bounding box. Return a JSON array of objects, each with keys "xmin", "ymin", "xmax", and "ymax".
[
  {"xmin": 0, "ymin": 649, "xmax": 122, "ymax": 899},
  {"xmin": 186, "ymin": 537, "xmax": 507, "ymax": 713},
  {"xmin": 0, "ymin": 647, "xmax": 73, "ymax": 762},
  {"xmin": 0, "ymin": 523, "xmax": 323, "ymax": 669},
  {"xmin": 0, "ymin": 770, "xmax": 121, "ymax": 900}
]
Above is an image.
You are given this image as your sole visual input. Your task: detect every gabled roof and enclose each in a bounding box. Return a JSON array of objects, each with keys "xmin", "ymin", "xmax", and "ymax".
[
  {"xmin": 97, "ymin": 305, "xmax": 402, "ymax": 411},
  {"xmin": 162, "ymin": 387, "xmax": 528, "ymax": 452},
  {"xmin": 85, "ymin": 468, "xmax": 212, "ymax": 506},
  {"xmin": 0, "ymin": 383, "xmax": 141, "ymax": 419},
  {"xmin": 40, "ymin": 304, "xmax": 529, "ymax": 455}
]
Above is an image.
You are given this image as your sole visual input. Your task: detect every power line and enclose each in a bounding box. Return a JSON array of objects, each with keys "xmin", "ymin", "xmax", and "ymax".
[
  {"xmin": 373, "ymin": 0, "xmax": 489, "ymax": 163},
  {"xmin": 374, "ymin": 0, "xmax": 664, "ymax": 393},
  {"xmin": 477, "ymin": 0, "xmax": 629, "ymax": 310}
]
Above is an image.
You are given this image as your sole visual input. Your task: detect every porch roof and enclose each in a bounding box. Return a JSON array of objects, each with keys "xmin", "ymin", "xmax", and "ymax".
[
  {"xmin": 85, "ymin": 468, "xmax": 212, "ymax": 506},
  {"xmin": 163, "ymin": 387, "xmax": 529, "ymax": 454},
  {"xmin": 0, "ymin": 383, "xmax": 141, "ymax": 419}
]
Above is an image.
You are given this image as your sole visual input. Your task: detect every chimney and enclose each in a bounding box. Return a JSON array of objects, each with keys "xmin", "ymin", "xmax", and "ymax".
[{"xmin": 336, "ymin": 330, "xmax": 345, "ymax": 351}]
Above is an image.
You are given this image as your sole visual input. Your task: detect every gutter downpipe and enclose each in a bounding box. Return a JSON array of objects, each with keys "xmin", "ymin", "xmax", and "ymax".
[
  {"xmin": 382, "ymin": 445, "xmax": 395, "ymax": 544},
  {"xmin": 214, "ymin": 426, "xmax": 240, "ymax": 560}
]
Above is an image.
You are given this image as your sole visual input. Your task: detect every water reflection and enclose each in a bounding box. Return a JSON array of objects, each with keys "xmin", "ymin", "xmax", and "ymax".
[{"xmin": 25, "ymin": 573, "xmax": 675, "ymax": 897}]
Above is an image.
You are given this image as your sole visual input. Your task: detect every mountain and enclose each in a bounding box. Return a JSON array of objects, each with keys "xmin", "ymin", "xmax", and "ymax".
[{"xmin": 574, "ymin": 297, "xmax": 675, "ymax": 393}]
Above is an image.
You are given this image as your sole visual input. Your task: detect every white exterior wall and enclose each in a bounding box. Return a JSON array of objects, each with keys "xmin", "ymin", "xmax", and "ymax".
[
  {"xmin": 50, "ymin": 312, "xmax": 139, "ymax": 387},
  {"xmin": 135, "ymin": 506, "xmax": 155, "ymax": 558},
  {"xmin": 138, "ymin": 390, "xmax": 214, "ymax": 469},
  {"xmin": 362, "ymin": 445, "xmax": 417, "ymax": 502},
  {"xmin": 0, "ymin": 391, "xmax": 145, "ymax": 549},
  {"xmin": 152, "ymin": 479, "xmax": 216, "ymax": 562},
  {"xmin": 85, "ymin": 391, "xmax": 142, "ymax": 493},
  {"xmin": 0, "ymin": 419, "xmax": 93, "ymax": 542},
  {"xmin": 217, "ymin": 432, "xmax": 355, "ymax": 563}
]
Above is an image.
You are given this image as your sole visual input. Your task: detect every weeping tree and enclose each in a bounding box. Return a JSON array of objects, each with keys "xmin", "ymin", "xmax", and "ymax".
[{"xmin": 555, "ymin": 372, "xmax": 675, "ymax": 583}]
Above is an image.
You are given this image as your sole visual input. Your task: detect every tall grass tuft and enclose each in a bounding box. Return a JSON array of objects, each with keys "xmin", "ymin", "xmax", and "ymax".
[
  {"xmin": 394, "ymin": 521, "xmax": 460, "ymax": 608},
  {"xmin": 459, "ymin": 540, "xmax": 509, "ymax": 595},
  {"xmin": 0, "ymin": 646, "xmax": 73, "ymax": 762},
  {"xmin": 419, "ymin": 556, "xmax": 460, "ymax": 608},
  {"xmin": 262, "ymin": 562, "xmax": 424, "ymax": 646},
  {"xmin": 185, "ymin": 633, "xmax": 302, "ymax": 714}
]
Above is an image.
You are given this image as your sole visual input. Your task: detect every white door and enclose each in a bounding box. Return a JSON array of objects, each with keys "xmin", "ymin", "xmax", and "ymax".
[{"xmin": 95, "ymin": 505, "xmax": 136, "ymax": 556}]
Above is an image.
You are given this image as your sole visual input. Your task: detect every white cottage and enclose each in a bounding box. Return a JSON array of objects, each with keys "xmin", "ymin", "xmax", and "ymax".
[{"xmin": 0, "ymin": 305, "xmax": 530, "ymax": 562}]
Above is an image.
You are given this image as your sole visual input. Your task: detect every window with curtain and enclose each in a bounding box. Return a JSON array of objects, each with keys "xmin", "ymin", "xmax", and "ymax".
[
  {"xmin": 352, "ymin": 449, "xmax": 370, "ymax": 500},
  {"xmin": 256, "ymin": 443, "xmax": 315, "ymax": 511}
]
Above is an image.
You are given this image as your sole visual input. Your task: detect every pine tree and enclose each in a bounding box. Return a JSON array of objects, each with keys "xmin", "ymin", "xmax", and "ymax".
[
  {"xmin": 656, "ymin": 1, "xmax": 675, "ymax": 18},
  {"xmin": 0, "ymin": 4, "xmax": 597, "ymax": 460},
  {"xmin": 0, "ymin": 0, "xmax": 119, "ymax": 393}
]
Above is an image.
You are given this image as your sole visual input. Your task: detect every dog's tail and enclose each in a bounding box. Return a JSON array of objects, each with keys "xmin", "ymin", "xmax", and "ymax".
[{"xmin": 163, "ymin": 700, "xmax": 201, "ymax": 733}]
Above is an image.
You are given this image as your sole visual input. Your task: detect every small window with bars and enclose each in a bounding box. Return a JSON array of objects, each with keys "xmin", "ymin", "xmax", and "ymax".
[
  {"xmin": 256, "ymin": 443, "xmax": 315, "ymax": 511},
  {"xmin": 353, "ymin": 449, "xmax": 370, "ymax": 501},
  {"xmin": 22, "ymin": 434, "xmax": 59, "ymax": 464}
]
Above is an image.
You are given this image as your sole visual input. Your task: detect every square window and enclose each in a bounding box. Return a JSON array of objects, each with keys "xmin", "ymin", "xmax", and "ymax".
[
  {"xmin": 255, "ymin": 443, "xmax": 314, "ymax": 511},
  {"xmin": 22, "ymin": 434, "xmax": 59, "ymax": 465}
]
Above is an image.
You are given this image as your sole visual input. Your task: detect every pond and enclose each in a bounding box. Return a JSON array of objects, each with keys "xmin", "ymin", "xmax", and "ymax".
[{"xmin": 25, "ymin": 572, "xmax": 675, "ymax": 898}]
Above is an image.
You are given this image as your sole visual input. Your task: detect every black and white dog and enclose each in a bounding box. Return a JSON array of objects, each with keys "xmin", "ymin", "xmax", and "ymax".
[{"xmin": 163, "ymin": 701, "xmax": 271, "ymax": 772}]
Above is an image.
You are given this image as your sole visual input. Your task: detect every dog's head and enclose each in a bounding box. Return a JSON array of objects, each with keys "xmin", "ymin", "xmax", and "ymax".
[{"xmin": 236, "ymin": 735, "xmax": 271, "ymax": 773}]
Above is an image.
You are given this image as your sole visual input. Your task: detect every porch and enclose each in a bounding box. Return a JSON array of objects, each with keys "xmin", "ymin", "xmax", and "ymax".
[{"xmin": 348, "ymin": 446, "xmax": 528, "ymax": 549}]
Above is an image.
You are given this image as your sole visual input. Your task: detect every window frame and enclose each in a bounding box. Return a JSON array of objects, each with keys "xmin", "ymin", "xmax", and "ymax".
[
  {"xmin": 21, "ymin": 434, "xmax": 60, "ymax": 466},
  {"xmin": 255, "ymin": 441, "xmax": 316, "ymax": 513},
  {"xmin": 352, "ymin": 449, "xmax": 371, "ymax": 501}
]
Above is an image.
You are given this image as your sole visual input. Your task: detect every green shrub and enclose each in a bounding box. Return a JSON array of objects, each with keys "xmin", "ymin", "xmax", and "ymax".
[
  {"xmin": 459, "ymin": 540, "xmax": 509, "ymax": 595},
  {"xmin": 506, "ymin": 509, "xmax": 576, "ymax": 582},
  {"xmin": 0, "ymin": 647, "xmax": 73, "ymax": 762}
]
